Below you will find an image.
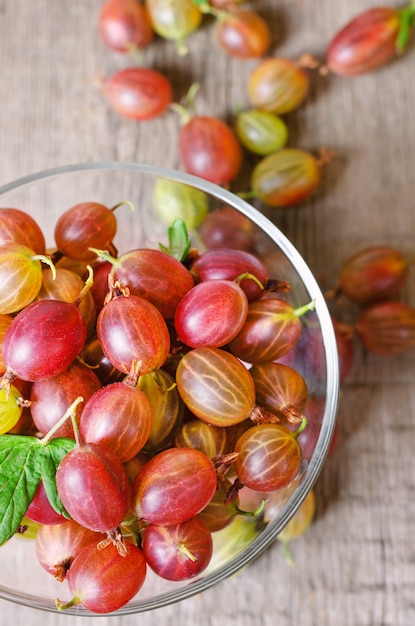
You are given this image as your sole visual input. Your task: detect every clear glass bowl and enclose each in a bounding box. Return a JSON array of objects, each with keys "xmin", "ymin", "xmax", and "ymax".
[{"xmin": 0, "ymin": 162, "xmax": 339, "ymax": 615}]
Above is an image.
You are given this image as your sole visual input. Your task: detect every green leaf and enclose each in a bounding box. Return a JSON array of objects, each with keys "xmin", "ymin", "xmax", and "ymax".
[
  {"xmin": 396, "ymin": 5, "xmax": 415, "ymax": 53},
  {"xmin": 159, "ymin": 218, "xmax": 191, "ymax": 262},
  {"xmin": 0, "ymin": 436, "xmax": 42, "ymax": 545},
  {"xmin": 35, "ymin": 437, "xmax": 75, "ymax": 519},
  {"xmin": 0, "ymin": 434, "xmax": 75, "ymax": 545}
]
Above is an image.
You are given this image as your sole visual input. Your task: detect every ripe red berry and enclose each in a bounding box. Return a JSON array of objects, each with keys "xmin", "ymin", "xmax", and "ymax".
[
  {"xmin": 326, "ymin": 7, "xmax": 402, "ymax": 76},
  {"xmin": 57, "ymin": 540, "xmax": 146, "ymax": 613},
  {"xmin": 56, "ymin": 442, "xmax": 131, "ymax": 533}
]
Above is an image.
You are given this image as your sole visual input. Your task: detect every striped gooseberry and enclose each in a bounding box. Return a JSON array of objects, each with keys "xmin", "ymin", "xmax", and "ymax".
[
  {"xmin": 228, "ymin": 297, "xmax": 314, "ymax": 363},
  {"xmin": 30, "ymin": 360, "xmax": 102, "ymax": 439},
  {"xmin": 142, "ymin": 516, "xmax": 213, "ymax": 581},
  {"xmin": 0, "ymin": 243, "xmax": 54, "ymax": 315},
  {"xmin": 215, "ymin": 8, "xmax": 272, "ymax": 59},
  {"xmin": 79, "ymin": 334, "xmax": 125, "ymax": 386},
  {"xmin": 25, "ymin": 481, "xmax": 67, "ymax": 526},
  {"xmin": 329, "ymin": 245, "xmax": 409, "ymax": 304},
  {"xmin": 79, "ymin": 380, "xmax": 153, "ymax": 463},
  {"xmin": 355, "ymin": 300, "xmax": 415, "ymax": 356},
  {"xmin": 0, "ymin": 207, "xmax": 46, "ymax": 255},
  {"xmin": 96, "ymin": 288, "xmax": 170, "ymax": 376},
  {"xmin": 137, "ymin": 368, "xmax": 184, "ymax": 454},
  {"xmin": 235, "ymin": 108, "xmax": 289, "ymax": 156},
  {"xmin": 54, "ymin": 201, "xmax": 121, "ymax": 262},
  {"xmin": 0, "ymin": 299, "xmax": 87, "ymax": 387},
  {"xmin": 56, "ymin": 540, "xmax": 146, "ymax": 613},
  {"xmin": 248, "ymin": 148, "xmax": 329, "ymax": 207},
  {"xmin": 93, "ymin": 247, "xmax": 194, "ymax": 319},
  {"xmin": 133, "ymin": 447, "xmax": 217, "ymax": 525},
  {"xmin": 233, "ymin": 421, "xmax": 305, "ymax": 491},
  {"xmin": 175, "ymin": 347, "xmax": 256, "ymax": 427},
  {"xmin": 56, "ymin": 441, "xmax": 132, "ymax": 535},
  {"xmin": 179, "ymin": 114, "xmax": 243, "ymax": 185},
  {"xmin": 174, "ymin": 278, "xmax": 249, "ymax": 348},
  {"xmin": 325, "ymin": 6, "xmax": 413, "ymax": 76},
  {"xmin": 189, "ymin": 247, "xmax": 269, "ymax": 302},
  {"xmin": 249, "ymin": 361, "xmax": 309, "ymax": 424},
  {"xmin": 102, "ymin": 67, "xmax": 173, "ymax": 121},
  {"xmin": 247, "ymin": 57, "xmax": 309, "ymax": 115},
  {"xmin": 98, "ymin": 0, "xmax": 154, "ymax": 54},
  {"xmin": 174, "ymin": 419, "xmax": 229, "ymax": 458},
  {"xmin": 36, "ymin": 267, "xmax": 97, "ymax": 337},
  {"xmin": 145, "ymin": 0, "xmax": 202, "ymax": 54},
  {"xmin": 35, "ymin": 518, "xmax": 105, "ymax": 582}
]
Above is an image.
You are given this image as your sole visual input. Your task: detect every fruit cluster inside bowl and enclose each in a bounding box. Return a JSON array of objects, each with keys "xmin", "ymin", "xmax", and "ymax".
[{"xmin": 0, "ymin": 162, "xmax": 338, "ymax": 615}]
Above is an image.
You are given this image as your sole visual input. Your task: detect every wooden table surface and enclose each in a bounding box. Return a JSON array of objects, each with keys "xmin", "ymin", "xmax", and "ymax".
[{"xmin": 1, "ymin": 1, "xmax": 415, "ymax": 625}]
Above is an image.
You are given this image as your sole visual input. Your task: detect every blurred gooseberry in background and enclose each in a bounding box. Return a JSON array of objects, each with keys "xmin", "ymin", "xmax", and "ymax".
[
  {"xmin": 215, "ymin": 8, "xmax": 272, "ymax": 59},
  {"xmin": 235, "ymin": 108, "xmax": 288, "ymax": 155},
  {"xmin": 248, "ymin": 148, "xmax": 324, "ymax": 207},
  {"xmin": 145, "ymin": 0, "xmax": 202, "ymax": 55},
  {"xmin": 328, "ymin": 245, "xmax": 409, "ymax": 304},
  {"xmin": 179, "ymin": 115, "xmax": 243, "ymax": 185},
  {"xmin": 98, "ymin": 0, "xmax": 154, "ymax": 54},
  {"xmin": 247, "ymin": 57, "xmax": 309, "ymax": 115},
  {"xmin": 325, "ymin": 7, "xmax": 408, "ymax": 76},
  {"xmin": 102, "ymin": 67, "xmax": 173, "ymax": 121}
]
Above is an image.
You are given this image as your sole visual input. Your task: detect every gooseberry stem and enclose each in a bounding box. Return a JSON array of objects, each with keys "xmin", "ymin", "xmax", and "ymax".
[
  {"xmin": 169, "ymin": 102, "xmax": 192, "ymax": 125},
  {"xmin": 175, "ymin": 37, "xmax": 189, "ymax": 56},
  {"xmin": 56, "ymin": 596, "xmax": 81, "ymax": 611},
  {"xmin": 39, "ymin": 396, "xmax": 84, "ymax": 445},
  {"xmin": 237, "ymin": 190, "xmax": 257, "ymax": 200},
  {"xmin": 282, "ymin": 541, "xmax": 295, "ymax": 567},
  {"xmin": 178, "ymin": 543, "xmax": 197, "ymax": 562},
  {"xmin": 235, "ymin": 272, "xmax": 265, "ymax": 291},
  {"xmin": 232, "ymin": 498, "xmax": 267, "ymax": 518},
  {"xmin": 88, "ymin": 247, "xmax": 117, "ymax": 265},
  {"xmin": 111, "ymin": 200, "xmax": 135, "ymax": 213},
  {"xmin": 32, "ymin": 254, "xmax": 57, "ymax": 280},
  {"xmin": 294, "ymin": 416, "xmax": 307, "ymax": 438},
  {"xmin": 294, "ymin": 299, "xmax": 316, "ymax": 318},
  {"xmin": 169, "ymin": 82, "xmax": 200, "ymax": 124},
  {"xmin": 73, "ymin": 264, "xmax": 94, "ymax": 307}
]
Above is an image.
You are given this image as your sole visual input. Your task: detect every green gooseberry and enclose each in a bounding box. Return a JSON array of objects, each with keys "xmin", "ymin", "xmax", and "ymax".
[
  {"xmin": 145, "ymin": 0, "xmax": 202, "ymax": 55},
  {"xmin": 152, "ymin": 178, "xmax": 209, "ymax": 229},
  {"xmin": 235, "ymin": 108, "xmax": 289, "ymax": 156}
]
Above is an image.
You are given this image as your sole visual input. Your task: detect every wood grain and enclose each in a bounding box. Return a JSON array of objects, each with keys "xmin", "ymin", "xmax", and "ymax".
[{"xmin": 1, "ymin": 1, "xmax": 415, "ymax": 624}]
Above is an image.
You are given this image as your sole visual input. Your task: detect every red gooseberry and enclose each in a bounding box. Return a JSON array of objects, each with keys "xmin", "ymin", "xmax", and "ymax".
[
  {"xmin": 102, "ymin": 67, "xmax": 173, "ymax": 121},
  {"xmin": 326, "ymin": 7, "xmax": 404, "ymax": 76}
]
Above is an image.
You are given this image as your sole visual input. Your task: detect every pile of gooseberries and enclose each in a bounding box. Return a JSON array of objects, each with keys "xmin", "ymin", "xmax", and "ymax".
[
  {"xmin": 96, "ymin": 1, "xmax": 415, "ymax": 209},
  {"xmin": 0, "ymin": 198, "xmax": 322, "ymax": 613},
  {"xmin": 93, "ymin": 0, "xmax": 415, "ymax": 386},
  {"xmin": 2, "ymin": 0, "xmax": 415, "ymax": 614}
]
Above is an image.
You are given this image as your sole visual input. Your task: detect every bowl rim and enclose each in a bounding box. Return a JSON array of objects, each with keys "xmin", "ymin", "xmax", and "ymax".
[{"xmin": 0, "ymin": 161, "xmax": 339, "ymax": 615}]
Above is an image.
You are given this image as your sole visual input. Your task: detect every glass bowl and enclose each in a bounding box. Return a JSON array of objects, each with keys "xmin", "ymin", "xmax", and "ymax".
[{"xmin": 0, "ymin": 162, "xmax": 339, "ymax": 615}]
